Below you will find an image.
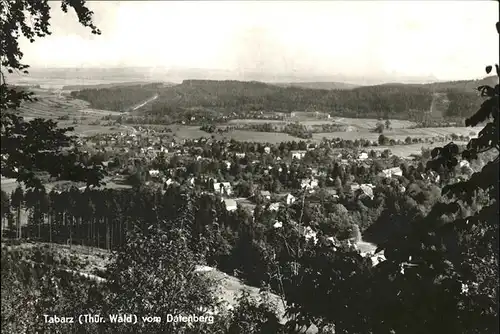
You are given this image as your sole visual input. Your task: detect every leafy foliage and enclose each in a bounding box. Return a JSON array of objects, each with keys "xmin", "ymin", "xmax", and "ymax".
[
  {"xmin": 374, "ymin": 20, "xmax": 499, "ymax": 334},
  {"xmin": 103, "ymin": 225, "xmax": 218, "ymax": 333},
  {"xmin": 1, "ymin": 0, "xmax": 104, "ymax": 189},
  {"xmin": 70, "ymin": 83, "xmax": 161, "ymax": 112}
]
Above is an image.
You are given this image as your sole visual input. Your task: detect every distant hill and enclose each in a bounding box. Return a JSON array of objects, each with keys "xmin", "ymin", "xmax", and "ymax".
[
  {"xmin": 425, "ymin": 75, "xmax": 498, "ymax": 93},
  {"xmin": 67, "ymin": 76, "xmax": 496, "ymax": 120},
  {"xmin": 380, "ymin": 76, "xmax": 498, "ymax": 93},
  {"xmin": 63, "ymin": 81, "xmax": 175, "ymax": 91},
  {"xmin": 70, "ymin": 83, "xmax": 162, "ymax": 112},
  {"xmin": 272, "ymin": 82, "xmax": 360, "ymax": 90},
  {"xmin": 143, "ymin": 79, "xmax": 435, "ymax": 119}
]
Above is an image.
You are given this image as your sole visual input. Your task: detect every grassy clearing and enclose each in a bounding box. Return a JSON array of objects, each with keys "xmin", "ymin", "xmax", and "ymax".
[
  {"xmin": 169, "ymin": 126, "xmax": 299, "ymax": 143},
  {"xmin": 227, "ymin": 117, "xmax": 416, "ymax": 130},
  {"xmin": 2, "ymin": 241, "xmax": 286, "ymax": 323},
  {"xmin": 0, "ymin": 177, "xmax": 131, "ymax": 194},
  {"xmin": 330, "ymin": 117, "xmax": 416, "ymax": 130},
  {"xmin": 3, "ymin": 242, "xmax": 111, "ymax": 274},
  {"xmin": 312, "ymin": 126, "xmax": 481, "ymax": 142},
  {"xmin": 11, "ymin": 87, "xmax": 481, "ymax": 146},
  {"xmin": 168, "ymin": 123, "xmax": 480, "ymax": 148},
  {"xmin": 12, "ymin": 89, "xmax": 123, "ymax": 134}
]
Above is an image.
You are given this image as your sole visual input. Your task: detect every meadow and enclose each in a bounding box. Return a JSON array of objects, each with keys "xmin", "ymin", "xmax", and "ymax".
[
  {"xmin": 8, "ymin": 86, "xmax": 482, "ymax": 157},
  {"xmin": 167, "ymin": 121, "xmax": 480, "ymax": 157}
]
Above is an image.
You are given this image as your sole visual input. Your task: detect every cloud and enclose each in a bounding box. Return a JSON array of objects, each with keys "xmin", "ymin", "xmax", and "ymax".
[{"xmin": 17, "ymin": 1, "xmax": 499, "ymax": 81}]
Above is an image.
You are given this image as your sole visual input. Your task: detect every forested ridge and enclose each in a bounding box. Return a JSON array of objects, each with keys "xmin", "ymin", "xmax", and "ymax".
[
  {"xmin": 69, "ymin": 83, "xmax": 162, "ymax": 112},
  {"xmin": 71, "ymin": 78, "xmax": 488, "ymax": 120}
]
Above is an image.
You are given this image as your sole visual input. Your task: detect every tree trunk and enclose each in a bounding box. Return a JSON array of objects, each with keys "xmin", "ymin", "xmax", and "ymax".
[
  {"xmin": 110, "ymin": 219, "xmax": 114, "ymax": 251},
  {"xmin": 69, "ymin": 215, "xmax": 73, "ymax": 248},
  {"xmin": 97, "ymin": 218, "xmax": 101, "ymax": 249},
  {"xmin": 49, "ymin": 214, "xmax": 52, "ymax": 243},
  {"xmin": 17, "ymin": 207, "xmax": 21, "ymax": 239},
  {"xmin": 105, "ymin": 218, "xmax": 110, "ymax": 251},
  {"xmin": 38, "ymin": 213, "xmax": 42, "ymax": 239}
]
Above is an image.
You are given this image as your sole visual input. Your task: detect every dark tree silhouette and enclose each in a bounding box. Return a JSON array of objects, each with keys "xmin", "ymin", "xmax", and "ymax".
[
  {"xmin": 375, "ymin": 20, "xmax": 499, "ymax": 334},
  {"xmin": 1, "ymin": 0, "xmax": 104, "ymax": 189}
]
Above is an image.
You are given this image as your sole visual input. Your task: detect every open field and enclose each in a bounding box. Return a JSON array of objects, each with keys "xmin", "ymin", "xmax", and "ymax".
[
  {"xmin": 13, "ymin": 89, "xmax": 121, "ymax": 121},
  {"xmin": 330, "ymin": 117, "xmax": 416, "ymax": 129},
  {"xmin": 312, "ymin": 126, "xmax": 481, "ymax": 142},
  {"xmin": 1, "ymin": 178, "xmax": 24, "ymax": 194},
  {"xmin": 369, "ymin": 141, "xmax": 469, "ymax": 157},
  {"xmin": 9, "ymin": 88, "xmax": 142, "ymax": 136},
  {"xmin": 167, "ymin": 124, "xmax": 480, "ymax": 152},
  {"xmin": 168, "ymin": 125, "xmax": 299, "ymax": 143},
  {"xmin": 8, "ymin": 87, "xmax": 481, "ymax": 151},
  {"xmin": 1, "ymin": 177, "xmax": 132, "ymax": 194},
  {"xmin": 227, "ymin": 117, "xmax": 417, "ymax": 130},
  {"xmin": 6, "ymin": 73, "xmax": 160, "ymax": 90},
  {"xmin": 2, "ymin": 241, "xmax": 286, "ymax": 324}
]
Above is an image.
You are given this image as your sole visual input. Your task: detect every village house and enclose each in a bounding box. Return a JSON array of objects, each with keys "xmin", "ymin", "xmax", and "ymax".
[
  {"xmin": 358, "ymin": 152, "xmax": 369, "ymax": 160},
  {"xmin": 350, "ymin": 183, "xmax": 361, "ymax": 192},
  {"xmin": 223, "ymin": 198, "xmax": 237, "ymax": 212},
  {"xmin": 285, "ymin": 193, "xmax": 296, "ymax": 205},
  {"xmin": 301, "ymin": 178, "xmax": 319, "ymax": 189},
  {"xmin": 214, "ymin": 182, "xmax": 233, "ymax": 196},
  {"xmin": 291, "ymin": 150, "xmax": 307, "ymax": 160},
  {"xmin": 260, "ymin": 190, "xmax": 271, "ymax": 200},
  {"xmin": 307, "ymin": 144, "xmax": 317, "ymax": 151},
  {"xmin": 357, "ymin": 184, "xmax": 374, "ymax": 199},
  {"xmin": 268, "ymin": 202, "xmax": 280, "ymax": 212},
  {"xmin": 379, "ymin": 167, "xmax": 403, "ymax": 178},
  {"xmin": 148, "ymin": 169, "xmax": 160, "ymax": 178},
  {"xmin": 302, "ymin": 226, "xmax": 318, "ymax": 245},
  {"xmin": 459, "ymin": 160, "xmax": 472, "ymax": 170},
  {"xmin": 273, "ymin": 220, "xmax": 283, "ymax": 228}
]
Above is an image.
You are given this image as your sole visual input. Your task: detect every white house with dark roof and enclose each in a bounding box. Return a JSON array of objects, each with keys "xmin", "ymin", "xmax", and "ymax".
[
  {"xmin": 148, "ymin": 169, "xmax": 160, "ymax": 178},
  {"xmin": 291, "ymin": 150, "xmax": 307, "ymax": 160},
  {"xmin": 268, "ymin": 202, "xmax": 280, "ymax": 212},
  {"xmin": 358, "ymin": 152, "xmax": 369, "ymax": 160},
  {"xmin": 379, "ymin": 167, "xmax": 403, "ymax": 178},
  {"xmin": 285, "ymin": 193, "xmax": 296, "ymax": 205},
  {"xmin": 223, "ymin": 198, "xmax": 237, "ymax": 212},
  {"xmin": 214, "ymin": 182, "xmax": 233, "ymax": 196},
  {"xmin": 301, "ymin": 178, "xmax": 319, "ymax": 189},
  {"xmin": 260, "ymin": 190, "xmax": 271, "ymax": 200}
]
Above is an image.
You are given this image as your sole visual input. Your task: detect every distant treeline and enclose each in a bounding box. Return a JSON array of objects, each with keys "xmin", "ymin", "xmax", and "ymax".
[
  {"xmin": 150, "ymin": 80, "xmax": 434, "ymax": 119},
  {"xmin": 406, "ymin": 75, "xmax": 498, "ymax": 93},
  {"xmin": 71, "ymin": 78, "xmax": 490, "ymax": 121},
  {"xmin": 63, "ymin": 81, "xmax": 164, "ymax": 91},
  {"xmin": 70, "ymin": 83, "xmax": 162, "ymax": 111},
  {"xmin": 150, "ymin": 80, "xmax": 487, "ymax": 120}
]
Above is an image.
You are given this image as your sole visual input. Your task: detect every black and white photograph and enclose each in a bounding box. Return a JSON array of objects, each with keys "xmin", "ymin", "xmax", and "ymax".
[{"xmin": 1, "ymin": 1, "xmax": 499, "ymax": 333}]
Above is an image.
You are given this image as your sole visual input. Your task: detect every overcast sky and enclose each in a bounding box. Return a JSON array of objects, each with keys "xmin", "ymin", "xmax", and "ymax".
[{"xmin": 19, "ymin": 1, "xmax": 499, "ymax": 81}]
